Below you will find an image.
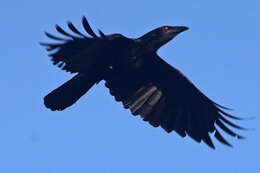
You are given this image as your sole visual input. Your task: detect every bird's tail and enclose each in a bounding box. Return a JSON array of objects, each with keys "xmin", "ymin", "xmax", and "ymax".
[{"xmin": 44, "ymin": 73, "xmax": 97, "ymax": 111}]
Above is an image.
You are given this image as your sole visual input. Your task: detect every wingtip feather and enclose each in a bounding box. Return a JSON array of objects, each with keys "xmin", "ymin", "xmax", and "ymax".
[{"xmin": 82, "ymin": 16, "xmax": 97, "ymax": 38}]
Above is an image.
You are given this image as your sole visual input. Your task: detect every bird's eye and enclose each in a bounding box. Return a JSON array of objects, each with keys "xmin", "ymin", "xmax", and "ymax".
[{"xmin": 164, "ymin": 26, "xmax": 169, "ymax": 30}]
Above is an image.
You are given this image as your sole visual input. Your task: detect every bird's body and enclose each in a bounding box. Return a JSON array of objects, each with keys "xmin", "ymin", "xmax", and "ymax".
[{"xmin": 41, "ymin": 17, "xmax": 245, "ymax": 149}]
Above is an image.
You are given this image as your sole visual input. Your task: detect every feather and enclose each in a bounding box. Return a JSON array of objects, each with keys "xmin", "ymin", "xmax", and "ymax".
[
  {"xmin": 99, "ymin": 30, "xmax": 106, "ymax": 38},
  {"xmin": 215, "ymin": 103, "xmax": 232, "ymax": 110},
  {"xmin": 45, "ymin": 32, "xmax": 67, "ymax": 41},
  {"xmin": 57, "ymin": 62, "xmax": 64, "ymax": 68},
  {"xmin": 67, "ymin": 22, "xmax": 87, "ymax": 38},
  {"xmin": 82, "ymin": 16, "xmax": 97, "ymax": 38},
  {"xmin": 214, "ymin": 130, "xmax": 232, "ymax": 147},
  {"xmin": 55, "ymin": 25, "xmax": 78, "ymax": 39},
  {"xmin": 202, "ymin": 134, "xmax": 215, "ymax": 149},
  {"xmin": 216, "ymin": 119, "xmax": 244, "ymax": 139},
  {"xmin": 138, "ymin": 90, "xmax": 162, "ymax": 118},
  {"xmin": 39, "ymin": 43, "xmax": 61, "ymax": 51},
  {"xmin": 218, "ymin": 108, "xmax": 243, "ymax": 120},
  {"xmin": 123, "ymin": 84, "xmax": 151, "ymax": 108},
  {"xmin": 219, "ymin": 115, "xmax": 245, "ymax": 130},
  {"xmin": 146, "ymin": 97, "xmax": 165, "ymax": 127},
  {"xmin": 130, "ymin": 86, "xmax": 157, "ymax": 115}
]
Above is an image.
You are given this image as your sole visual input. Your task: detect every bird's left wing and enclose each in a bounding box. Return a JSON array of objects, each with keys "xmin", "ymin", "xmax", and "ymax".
[
  {"xmin": 40, "ymin": 16, "xmax": 107, "ymax": 73},
  {"xmin": 105, "ymin": 53, "xmax": 245, "ymax": 149}
]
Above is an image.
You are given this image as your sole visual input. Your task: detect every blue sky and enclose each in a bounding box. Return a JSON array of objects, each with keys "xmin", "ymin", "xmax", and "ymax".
[{"xmin": 1, "ymin": 1, "xmax": 259, "ymax": 173}]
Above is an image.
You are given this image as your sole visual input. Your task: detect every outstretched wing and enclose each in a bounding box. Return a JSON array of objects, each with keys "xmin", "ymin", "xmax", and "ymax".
[
  {"xmin": 105, "ymin": 53, "xmax": 245, "ymax": 149},
  {"xmin": 40, "ymin": 16, "xmax": 106, "ymax": 73}
]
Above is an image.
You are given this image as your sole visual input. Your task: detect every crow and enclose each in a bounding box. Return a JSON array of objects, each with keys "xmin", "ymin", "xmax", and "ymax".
[{"xmin": 41, "ymin": 16, "xmax": 245, "ymax": 149}]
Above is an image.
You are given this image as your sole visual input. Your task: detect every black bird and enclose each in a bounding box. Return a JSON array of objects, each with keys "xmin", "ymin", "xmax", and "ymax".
[{"xmin": 41, "ymin": 16, "xmax": 245, "ymax": 149}]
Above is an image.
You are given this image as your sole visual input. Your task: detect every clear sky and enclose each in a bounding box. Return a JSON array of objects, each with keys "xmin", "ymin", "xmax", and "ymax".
[{"xmin": 0, "ymin": 1, "xmax": 259, "ymax": 173}]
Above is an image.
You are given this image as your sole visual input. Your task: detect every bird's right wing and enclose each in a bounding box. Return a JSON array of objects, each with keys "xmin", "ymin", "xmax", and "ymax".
[
  {"xmin": 40, "ymin": 16, "xmax": 106, "ymax": 73},
  {"xmin": 105, "ymin": 53, "xmax": 245, "ymax": 149},
  {"xmin": 149, "ymin": 55, "xmax": 246, "ymax": 147}
]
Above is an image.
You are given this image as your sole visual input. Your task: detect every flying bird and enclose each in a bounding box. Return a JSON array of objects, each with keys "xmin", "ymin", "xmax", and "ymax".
[{"xmin": 41, "ymin": 16, "xmax": 245, "ymax": 149}]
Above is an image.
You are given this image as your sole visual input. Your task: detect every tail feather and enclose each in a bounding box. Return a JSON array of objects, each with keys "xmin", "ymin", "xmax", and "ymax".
[{"xmin": 44, "ymin": 74, "xmax": 96, "ymax": 111}]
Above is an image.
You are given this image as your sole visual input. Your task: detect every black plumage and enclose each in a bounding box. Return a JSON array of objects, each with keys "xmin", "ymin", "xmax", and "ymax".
[{"xmin": 41, "ymin": 16, "xmax": 246, "ymax": 149}]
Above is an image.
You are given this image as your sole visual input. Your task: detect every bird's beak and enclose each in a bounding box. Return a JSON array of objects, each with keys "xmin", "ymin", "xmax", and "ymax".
[
  {"xmin": 176, "ymin": 26, "xmax": 189, "ymax": 33},
  {"xmin": 166, "ymin": 26, "xmax": 189, "ymax": 41},
  {"xmin": 170, "ymin": 26, "xmax": 189, "ymax": 35}
]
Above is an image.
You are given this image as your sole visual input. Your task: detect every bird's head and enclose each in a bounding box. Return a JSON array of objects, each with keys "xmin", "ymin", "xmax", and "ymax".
[{"xmin": 138, "ymin": 26, "xmax": 189, "ymax": 51}]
